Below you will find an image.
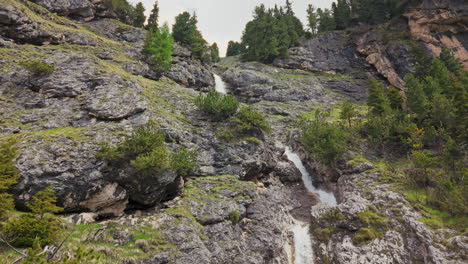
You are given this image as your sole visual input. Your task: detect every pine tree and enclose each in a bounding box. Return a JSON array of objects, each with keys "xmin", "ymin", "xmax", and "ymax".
[
  {"xmin": 429, "ymin": 92, "xmax": 455, "ymax": 129},
  {"xmin": 226, "ymin": 41, "xmax": 245, "ymax": 57},
  {"xmin": 241, "ymin": 2, "xmax": 304, "ymax": 63},
  {"xmin": 210, "ymin": 43, "xmax": 220, "ymax": 63},
  {"xmin": 172, "ymin": 12, "xmax": 207, "ymax": 60},
  {"xmin": 386, "ymin": 86, "xmax": 403, "ymax": 110},
  {"xmin": 284, "ymin": 0, "xmax": 304, "ymax": 46},
  {"xmin": 146, "ymin": 0, "xmax": 159, "ymax": 31},
  {"xmin": 317, "ymin": 8, "xmax": 336, "ymax": 33},
  {"xmin": 340, "ymin": 101, "xmax": 357, "ymax": 127},
  {"xmin": 144, "ymin": 23, "xmax": 173, "ymax": 73},
  {"xmin": 27, "ymin": 185, "xmax": 63, "ymax": 219},
  {"xmin": 306, "ymin": 4, "xmax": 318, "ymax": 36},
  {"xmin": 405, "ymin": 74, "xmax": 428, "ymax": 119},
  {"xmin": 0, "ymin": 139, "xmax": 18, "ymax": 220},
  {"xmin": 367, "ymin": 78, "xmax": 391, "ymax": 115},
  {"xmin": 443, "ymin": 136, "xmax": 461, "ymax": 172},
  {"xmin": 333, "ymin": 0, "xmax": 351, "ymax": 30},
  {"xmin": 132, "ymin": 2, "xmax": 146, "ymax": 28},
  {"xmin": 440, "ymin": 47, "xmax": 462, "ymax": 75}
]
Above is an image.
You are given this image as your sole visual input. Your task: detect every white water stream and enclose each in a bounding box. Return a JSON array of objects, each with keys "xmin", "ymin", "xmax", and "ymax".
[
  {"xmin": 285, "ymin": 147, "xmax": 337, "ymax": 206},
  {"xmin": 284, "ymin": 147, "xmax": 337, "ymax": 264},
  {"xmin": 214, "ymin": 74, "xmax": 227, "ymax": 94}
]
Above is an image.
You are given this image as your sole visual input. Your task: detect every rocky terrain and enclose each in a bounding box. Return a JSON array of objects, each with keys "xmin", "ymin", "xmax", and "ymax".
[{"xmin": 0, "ymin": 0, "xmax": 466, "ymax": 263}]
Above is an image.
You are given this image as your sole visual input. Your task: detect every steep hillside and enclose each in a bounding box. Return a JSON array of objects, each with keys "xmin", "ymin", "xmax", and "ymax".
[{"xmin": 0, "ymin": 0, "xmax": 466, "ymax": 263}]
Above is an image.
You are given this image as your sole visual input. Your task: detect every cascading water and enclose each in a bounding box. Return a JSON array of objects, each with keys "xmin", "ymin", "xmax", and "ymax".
[
  {"xmin": 214, "ymin": 74, "xmax": 227, "ymax": 94},
  {"xmin": 284, "ymin": 147, "xmax": 337, "ymax": 206},
  {"xmin": 285, "ymin": 147, "xmax": 337, "ymax": 264}
]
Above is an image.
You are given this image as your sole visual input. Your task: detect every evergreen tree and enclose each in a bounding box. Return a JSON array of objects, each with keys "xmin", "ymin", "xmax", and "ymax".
[
  {"xmin": 333, "ymin": 0, "xmax": 351, "ymax": 30},
  {"xmin": 273, "ymin": 6, "xmax": 291, "ymax": 58},
  {"xmin": 226, "ymin": 41, "xmax": 245, "ymax": 57},
  {"xmin": 132, "ymin": 2, "xmax": 146, "ymax": 28},
  {"xmin": 306, "ymin": 4, "xmax": 318, "ymax": 36},
  {"xmin": 367, "ymin": 78, "xmax": 391, "ymax": 115},
  {"xmin": 172, "ymin": 12, "xmax": 207, "ymax": 60},
  {"xmin": 210, "ymin": 43, "xmax": 220, "ymax": 63},
  {"xmin": 429, "ymin": 92, "xmax": 455, "ymax": 129},
  {"xmin": 143, "ymin": 23, "xmax": 173, "ymax": 73},
  {"xmin": 27, "ymin": 185, "xmax": 62, "ymax": 219},
  {"xmin": 443, "ymin": 136, "xmax": 461, "ymax": 172},
  {"xmin": 440, "ymin": 47, "xmax": 462, "ymax": 75},
  {"xmin": 284, "ymin": 0, "xmax": 304, "ymax": 46},
  {"xmin": 242, "ymin": 5, "xmax": 279, "ymax": 63},
  {"xmin": 146, "ymin": 0, "xmax": 159, "ymax": 31},
  {"xmin": 405, "ymin": 74, "xmax": 428, "ymax": 119},
  {"xmin": 340, "ymin": 101, "xmax": 357, "ymax": 127},
  {"xmin": 241, "ymin": 2, "xmax": 304, "ymax": 63},
  {"xmin": 386, "ymin": 86, "xmax": 403, "ymax": 110},
  {"xmin": 317, "ymin": 8, "xmax": 336, "ymax": 33}
]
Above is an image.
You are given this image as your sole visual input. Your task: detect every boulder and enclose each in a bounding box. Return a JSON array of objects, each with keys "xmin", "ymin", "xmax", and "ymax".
[
  {"xmin": 164, "ymin": 44, "xmax": 215, "ymax": 89},
  {"xmin": 31, "ymin": 0, "xmax": 95, "ymax": 18}
]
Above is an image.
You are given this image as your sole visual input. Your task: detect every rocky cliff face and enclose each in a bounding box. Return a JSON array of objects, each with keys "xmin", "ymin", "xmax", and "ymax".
[
  {"xmin": 273, "ymin": 0, "xmax": 467, "ymax": 90},
  {"xmin": 405, "ymin": 0, "xmax": 468, "ymax": 68},
  {"xmin": 0, "ymin": 0, "xmax": 466, "ymax": 263}
]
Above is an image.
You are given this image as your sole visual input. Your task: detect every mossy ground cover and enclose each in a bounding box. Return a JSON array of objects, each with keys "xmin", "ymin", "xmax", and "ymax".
[{"xmin": 402, "ymin": 188, "xmax": 467, "ymax": 231}]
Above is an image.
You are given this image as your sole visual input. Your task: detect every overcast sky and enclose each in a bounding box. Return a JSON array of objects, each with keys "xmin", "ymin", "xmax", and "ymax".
[{"xmin": 129, "ymin": 0, "xmax": 335, "ymax": 56}]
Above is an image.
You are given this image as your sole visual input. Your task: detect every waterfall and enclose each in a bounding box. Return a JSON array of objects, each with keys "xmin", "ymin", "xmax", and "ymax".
[
  {"xmin": 291, "ymin": 221, "xmax": 314, "ymax": 264},
  {"xmin": 285, "ymin": 147, "xmax": 337, "ymax": 264},
  {"xmin": 214, "ymin": 74, "xmax": 227, "ymax": 94},
  {"xmin": 284, "ymin": 147, "xmax": 337, "ymax": 206}
]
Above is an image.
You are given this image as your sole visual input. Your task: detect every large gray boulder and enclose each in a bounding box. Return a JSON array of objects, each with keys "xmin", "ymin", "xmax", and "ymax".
[
  {"xmin": 165, "ymin": 44, "xmax": 215, "ymax": 89},
  {"xmin": 31, "ymin": 0, "xmax": 95, "ymax": 18}
]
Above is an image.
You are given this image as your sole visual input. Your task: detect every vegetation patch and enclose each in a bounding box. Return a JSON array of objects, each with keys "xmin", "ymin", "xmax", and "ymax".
[
  {"xmin": 20, "ymin": 59, "xmax": 56, "ymax": 76},
  {"xmin": 97, "ymin": 122, "xmax": 198, "ymax": 178},
  {"xmin": 351, "ymin": 206, "xmax": 389, "ymax": 245},
  {"xmin": 195, "ymin": 89, "xmax": 240, "ymax": 119}
]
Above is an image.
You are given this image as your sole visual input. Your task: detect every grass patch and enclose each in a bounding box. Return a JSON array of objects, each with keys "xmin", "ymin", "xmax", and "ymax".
[
  {"xmin": 352, "ymin": 227, "xmax": 384, "ymax": 245},
  {"xmin": 402, "ymin": 189, "xmax": 467, "ymax": 231}
]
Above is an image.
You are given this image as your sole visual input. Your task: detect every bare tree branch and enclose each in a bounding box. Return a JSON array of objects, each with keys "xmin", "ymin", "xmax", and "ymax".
[
  {"xmin": 0, "ymin": 234, "xmax": 27, "ymax": 257},
  {"xmin": 47, "ymin": 231, "xmax": 74, "ymax": 262}
]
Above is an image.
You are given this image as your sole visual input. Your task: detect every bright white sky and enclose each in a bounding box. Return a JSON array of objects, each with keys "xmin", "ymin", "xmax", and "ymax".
[{"xmin": 129, "ymin": 0, "xmax": 335, "ymax": 56}]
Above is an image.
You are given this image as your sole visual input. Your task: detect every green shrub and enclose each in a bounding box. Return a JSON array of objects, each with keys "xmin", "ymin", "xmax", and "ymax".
[
  {"xmin": 233, "ymin": 106, "xmax": 271, "ymax": 134},
  {"xmin": 171, "ymin": 147, "xmax": 198, "ymax": 177},
  {"xmin": 229, "ymin": 210, "xmax": 241, "ymax": 224},
  {"xmin": 27, "ymin": 185, "xmax": 62, "ymax": 219},
  {"xmin": 355, "ymin": 207, "xmax": 388, "ymax": 229},
  {"xmin": 97, "ymin": 123, "xmax": 167, "ymax": 167},
  {"xmin": 0, "ymin": 138, "xmax": 18, "ymax": 219},
  {"xmin": 315, "ymin": 227, "xmax": 336, "ymax": 242},
  {"xmin": 215, "ymin": 129, "xmax": 235, "ymax": 141},
  {"xmin": 98, "ymin": 123, "xmax": 198, "ymax": 177},
  {"xmin": 351, "ymin": 207, "xmax": 389, "ymax": 245},
  {"xmin": 195, "ymin": 89, "xmax": 239, "ymax": 119},
  {"xmin": 20, "ymin": 60, "xmax": 56, "ymax": 75},
  {"xmin": 2, "ymin": 214, "xmax": 59, "ymax": 248},
  {"xmin": 301, "ymin": 113, "xmax": 347, "ymax": 164},
  {"xmin": 363, "ymin": 110, "xmax": 413, "ymax": 154},
  {"xmin": 427, "ymin": 178, "xmax": 467, "ymax": 216},
  {"xmin": 130, "ymin": 145, "xmax": 170, "ymax": 173},
  {"xmin": 352, "ymin": 227, "xmax": 383, "ymax": 245}
]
